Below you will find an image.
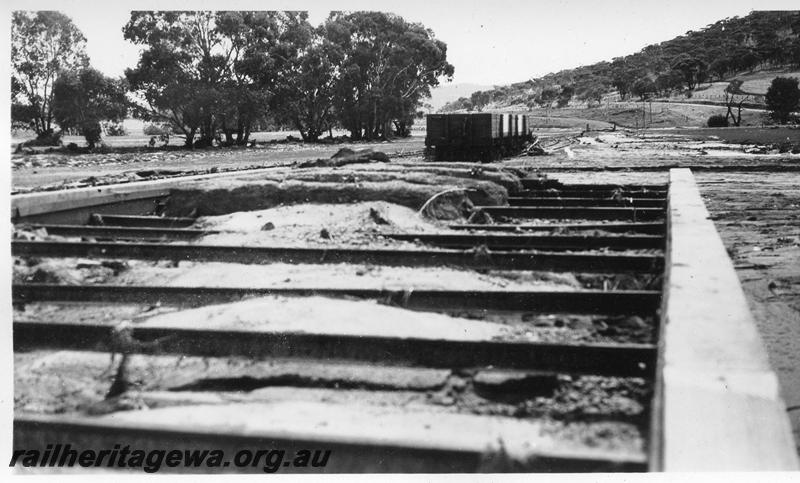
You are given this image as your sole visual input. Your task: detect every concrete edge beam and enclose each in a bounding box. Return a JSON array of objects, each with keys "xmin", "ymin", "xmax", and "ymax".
[
  {"xmin": 11, "ymin": 165, "xmax": 294, "ymax": 218},
  {"xmin": 661, "ymin": 168, "xmax": 798, "ymax": 470}
]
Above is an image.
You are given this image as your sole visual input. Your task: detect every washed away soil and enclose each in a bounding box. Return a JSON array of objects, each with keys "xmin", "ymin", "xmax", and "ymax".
[{"xmin": 14, "ymin": 349, "xmax": 650, "ymax": 461}]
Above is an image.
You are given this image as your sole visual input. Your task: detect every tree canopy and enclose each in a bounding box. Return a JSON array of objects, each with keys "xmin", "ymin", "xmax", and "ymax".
[
  {"xmin": 11, "ymin": 11, "xmax": 89, "ymax": 137},
  {"xmin": 52, "ymin": 68, "xmax": 129, "ymax": 148},
  {"xmin": 325, "ymin": 11, "xmax": 454, "ymax": 140},
  {"xmin": 765, "ymin": 76, "xmax": 800, "ymax": 124},
  {"xmin": 124, "ymin": 10, "xmax": 454, "ymax": 145}
]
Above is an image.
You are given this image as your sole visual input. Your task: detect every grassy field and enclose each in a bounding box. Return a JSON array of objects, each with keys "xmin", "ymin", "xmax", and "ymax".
[
  {"xmin": 527, "ymin": 116, "xmax": 615, "ymax": 130},
  {"xmin": 685, "ymin": 68, "xmax": 800, "ymax": 102},
  {"xmin": 527, "ymin": 101, "xmax": 770, "ymax": 129},
  {"xmin": 670, "ymin": 126, "xmax": 800, "ymax": 144}
]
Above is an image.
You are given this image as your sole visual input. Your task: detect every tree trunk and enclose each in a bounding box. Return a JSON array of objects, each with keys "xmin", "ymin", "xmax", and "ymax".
[
  {"xmin": 371, "ymin": 101, "xmax": 378, "ymax": 141},
  {"xmin": 242, "ymin": 125, "xmax": 251, "ymax": 145},
  {"xmin": 235, "ymin": 119, "xmax": 246, "ymax": 145},
  {"xmin": 349, "ymin": 118, "xmax": 361, "ymax": 140},
  {"xmin": 363, "ymin": 119, "xmax": 370, "ymax": 141},
  {"xmin": 198, "ymin": 117, "xmax": 215, "ymax": 146},
  {"xmin": 394, "ymin": 120, "xmax": 409, "ymax": 137},
  {"xmin": 37, "ymin": 115, "xmax": 51, "ymax": 138},
  {"xmin": 185, "ymin": 126, "xmax": 197, "ymax": 147}
]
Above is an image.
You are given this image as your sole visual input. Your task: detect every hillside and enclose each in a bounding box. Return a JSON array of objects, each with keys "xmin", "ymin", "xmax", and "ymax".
[
  {"xmin": 441, "ymin": 10, "xmax": 800, "ymax": 113},
  {"xmin": 427, "ymin": 83, "xmax": 494, "ymax": 112},
  {"xmin": 687, "ymin": 68, "xmax": 800, "ymax": 102}
]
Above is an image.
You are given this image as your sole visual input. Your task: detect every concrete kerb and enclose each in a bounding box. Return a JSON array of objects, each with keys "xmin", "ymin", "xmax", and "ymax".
[
  {"xmin": 659, "ymin": 168, "xmax": 798, "ymax": 470},
  {"xmin": 11, "ymin": 165, "xmax": 294, "ymax": 218}
]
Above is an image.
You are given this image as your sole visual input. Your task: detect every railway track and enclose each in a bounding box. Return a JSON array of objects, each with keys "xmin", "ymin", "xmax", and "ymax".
[{"xmin": 11, "ymin": 168, "xmax": 797, "ymax": 472}]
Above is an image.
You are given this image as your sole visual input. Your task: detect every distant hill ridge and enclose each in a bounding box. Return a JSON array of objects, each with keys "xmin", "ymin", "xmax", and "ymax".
[
  {"xmin": 441, "ymin": 10, "xmax": 800, "ymax": 112},
  {"xmin": 427, "ymin": 83, "xmax": 494, "ymax": 111}
]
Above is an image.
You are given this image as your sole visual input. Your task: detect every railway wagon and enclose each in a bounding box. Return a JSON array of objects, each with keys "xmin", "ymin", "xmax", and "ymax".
[{"xmin": 425, "ymin": 113, "xmax": 532, "ymax": 162}]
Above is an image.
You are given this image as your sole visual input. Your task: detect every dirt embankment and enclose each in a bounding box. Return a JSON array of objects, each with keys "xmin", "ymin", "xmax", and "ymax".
[{"xmin": 164, "ymin": 163, "xmax": 522, "ymax": 217}]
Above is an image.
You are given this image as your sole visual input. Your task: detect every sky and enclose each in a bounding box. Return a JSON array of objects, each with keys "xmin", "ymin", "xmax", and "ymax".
[{"xmin": 6, "ymin": 0, "xmax": 800, "ymax": 86}]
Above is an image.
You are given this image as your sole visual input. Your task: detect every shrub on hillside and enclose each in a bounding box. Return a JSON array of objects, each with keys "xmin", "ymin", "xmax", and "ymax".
[{"xmin": 707, "ymin": 115, "xmax": 729, "ymax": 127}]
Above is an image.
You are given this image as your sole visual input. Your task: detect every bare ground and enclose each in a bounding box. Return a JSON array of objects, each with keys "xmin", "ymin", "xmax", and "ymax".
[
  {"xmin": 10, "ymin": 136, "xmax": 426, "ymax": 192},
  {"xmin": 10, "ymin": 126, "xmax": 800, "ymax": 456},
  {"xmin": 513, "ymin": 131, "xmax": 800, "ymax": 454}
]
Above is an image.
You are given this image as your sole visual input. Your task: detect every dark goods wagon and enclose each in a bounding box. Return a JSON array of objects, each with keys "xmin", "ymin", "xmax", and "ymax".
[{"xmin": 425, "ymin": 113, "xmax": 532, "ymax": 162}]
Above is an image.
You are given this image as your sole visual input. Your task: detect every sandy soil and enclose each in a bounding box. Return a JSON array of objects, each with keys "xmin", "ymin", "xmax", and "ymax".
[
  {"xmin": 14, "ymin": 348, "xmax": 649, "ymax": 462},
  {"xmin": 11, "ymin": 125, "xmax": 800, "ymax": 456},
  {"xmin": 14, "ymin": 255, "xmax": 591, "ymax": 291},
  {"xmin": 192, "ymin": 201, "xmax": 452, "ymax": 247}
]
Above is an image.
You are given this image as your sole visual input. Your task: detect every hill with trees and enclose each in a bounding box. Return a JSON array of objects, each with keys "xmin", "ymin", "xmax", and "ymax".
[{"xmin": 441, "ymin": 10, "xmax": 800, "ymax": 113}]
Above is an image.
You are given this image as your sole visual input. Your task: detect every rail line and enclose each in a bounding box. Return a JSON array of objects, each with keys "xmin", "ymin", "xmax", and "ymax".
[
  {"xmin": 21, "ymin": 225, "xmax": 665, "ymax": 250},
  {"xmin": 14, "ymin": 320, "xmax": 655, "ymax": 376},
  {"xmin": 13, "ymin": 284, "xmax": 661, "ymax": 314},
  {"xmin": 449, "ymin": 222, "xmax": 666, "ymax": 234},
  {"xmin": 12, "ymin": 240, "xmax": 663, "ymax": 272},
  {"xmin": 11, "ymin": 170, "xmax": 797, "ymax": 472}
]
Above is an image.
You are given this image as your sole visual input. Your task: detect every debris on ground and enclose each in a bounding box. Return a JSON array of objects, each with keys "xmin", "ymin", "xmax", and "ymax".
[
  {"xmin": 466, "ymin": 209, "xmax": 494, "ymax": 225},
  {"xmin": 744, "ymin": 146, "xmax": 770, "ymax": 155},
  {"xmin": 418, "ymin": 189, "xmax": 477, "ymax": 221},
  {"xmin": 524, "ymin": 137, "xmax": 548, "ymax": 156},
  {"xmin": 296, "ymin": 148, "xmax": 391, "ymax": 168},
  {"xmin": 369, "ymin": 207, "xmax": 391, "ymax": 225}
]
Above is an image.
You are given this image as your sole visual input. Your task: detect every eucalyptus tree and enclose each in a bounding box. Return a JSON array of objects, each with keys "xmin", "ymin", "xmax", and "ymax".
[
  {"xmin": 11, "ymin": 11, "xmax": 89, "ymax": 138},
  {"xmin": 269, "ymin": 23, "xmax": 343, "ymax": 141},
  {"xmin": 766, "ymin": 77, "xmax": 800, "ymax": 124},
  {"xmin": 124, "ymin": 11, "xmax": 294, "ymax": 146},
  {"xmin": 124, "ymin": 11, "xmax": 227, "ymax": 146},
  {"xmin": 324, "ymin": 12, "xmax": 454, "ymax": 140},
  {"xmin": 52, "ymin": 68, "xmax": 129, "ymax": 148}
]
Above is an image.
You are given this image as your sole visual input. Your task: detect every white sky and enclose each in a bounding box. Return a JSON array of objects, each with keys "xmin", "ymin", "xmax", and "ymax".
[{"xmin": 6, "ymin": 0, "xmax": 800, "ymax": 85}]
